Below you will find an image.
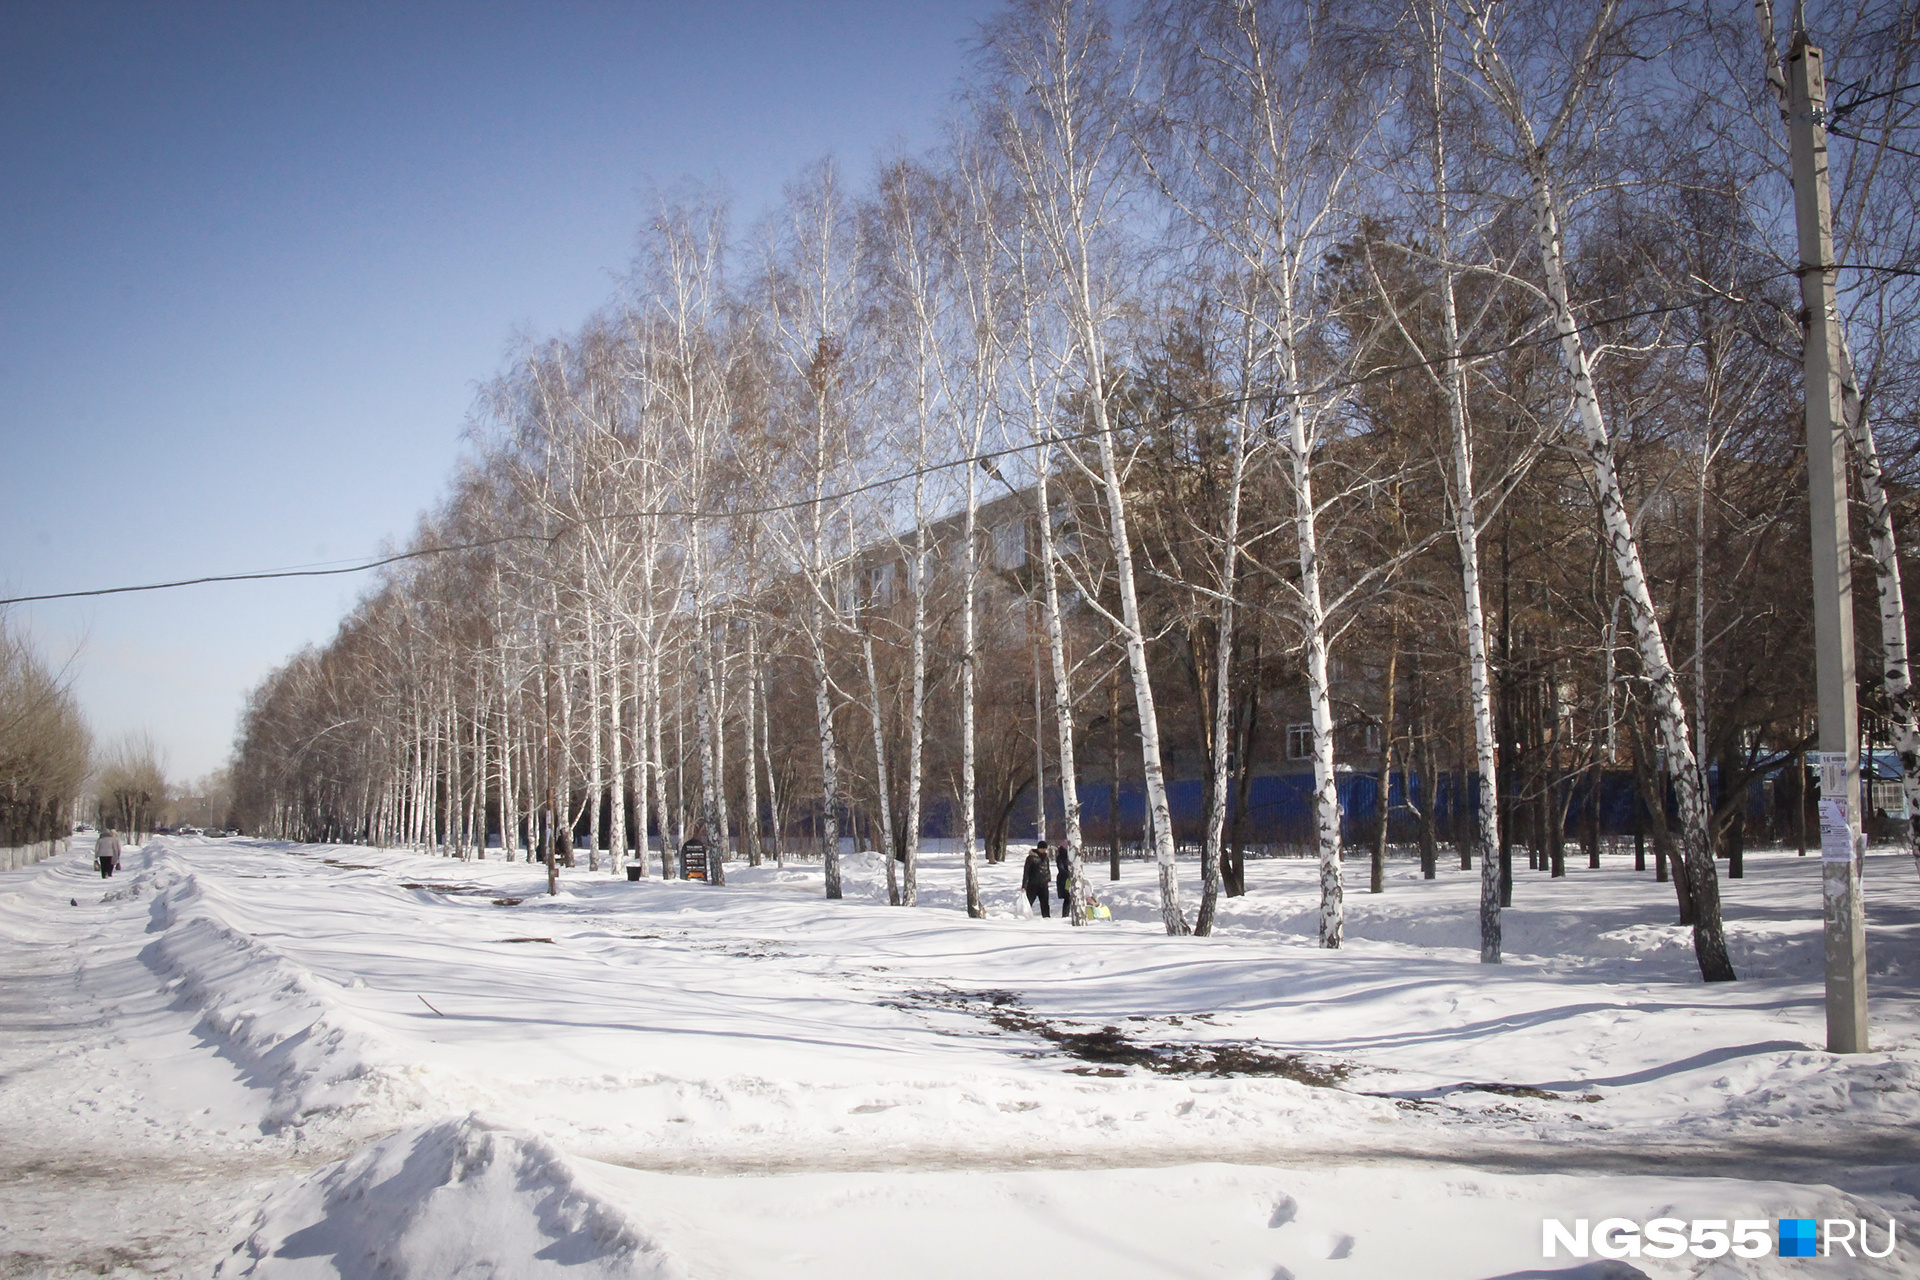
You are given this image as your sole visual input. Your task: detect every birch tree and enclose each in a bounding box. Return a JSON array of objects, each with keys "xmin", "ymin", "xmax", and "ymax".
[
  {"xmin": 1142, "ymin": 0, "xmax": 1386, "ymax": 946},
  {"xmin": 985, "ymin": 0, "xmax": 1190, "ymax": 934},
  {"xmin": 1458, "ymin": 0, "xmax": 1735, "ymax": 979}
]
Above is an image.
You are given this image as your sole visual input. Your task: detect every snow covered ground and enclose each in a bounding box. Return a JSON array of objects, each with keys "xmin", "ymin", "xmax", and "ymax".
[{"xmin": 1, "ymin": 834, "xmax": 1915, "ymax": 1278}]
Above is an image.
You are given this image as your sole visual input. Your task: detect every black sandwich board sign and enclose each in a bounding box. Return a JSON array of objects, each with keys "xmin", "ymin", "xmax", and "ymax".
[{"xmin": 679, "ymin": 839, "xmax": 709, "ymax": 882}]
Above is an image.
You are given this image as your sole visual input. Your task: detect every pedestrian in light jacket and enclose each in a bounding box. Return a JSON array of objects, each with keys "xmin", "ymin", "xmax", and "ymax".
[{"xmin": 96, "ymin": 828, "xmax": 122, "ymax": 879}]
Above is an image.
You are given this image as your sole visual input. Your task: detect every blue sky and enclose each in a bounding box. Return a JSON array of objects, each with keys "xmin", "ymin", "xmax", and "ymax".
[{"xmin": 0, "ymin": 0, "xmax": 1002, "ymax": 783}]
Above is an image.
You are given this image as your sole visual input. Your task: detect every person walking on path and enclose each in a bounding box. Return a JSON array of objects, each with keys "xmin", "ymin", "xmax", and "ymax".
[
  {"xmin": 95, "ymin": 828, "xmax": 122, "ymax": 879},
  {"xmin": 1055, "ymin": 843, "xmax": 1073, "ymax": 918},
  {"xmin": 1022, "ymin": 842, "xmax": 1051, "ymax": 918}
]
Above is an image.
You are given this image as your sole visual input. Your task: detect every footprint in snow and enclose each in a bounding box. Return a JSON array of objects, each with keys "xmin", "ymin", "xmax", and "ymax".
[{"xmin": 1306, "ymin": 1230, "xmax": 1353, "ymax": 1259}]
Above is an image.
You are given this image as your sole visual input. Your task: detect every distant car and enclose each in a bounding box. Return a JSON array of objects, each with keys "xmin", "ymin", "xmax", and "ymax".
[{"xmin": 179, "ymin": 826, "xmax": 201, "ymax": 837}]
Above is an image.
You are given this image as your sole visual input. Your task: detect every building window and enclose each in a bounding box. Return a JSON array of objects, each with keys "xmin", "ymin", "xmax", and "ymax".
[
  {"xmin": 1364, "ymin": 723, "xmax": 1382, "ymax": 755},
  {"xmin": 869, "ymin": 561, "xmax": 896, "ymax": 604},
  {"xmin": 1871, "ymin": 780, "xmax": 1909, "ymax": 818},
  {"xmin": 992, "ymin": 521, "xmax": 1026, "ymax": 569},
  {"xmin": 1287, "ymin": 722, "xmax": 1313, "ymax": 760},
  {"xmin": 1050, "ymin": 504, "xmax": 1081, "ymax": 555}
]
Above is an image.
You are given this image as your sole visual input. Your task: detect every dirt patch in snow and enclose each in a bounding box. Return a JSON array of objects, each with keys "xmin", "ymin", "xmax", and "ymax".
[{"xmin": 903, "ymin": 988, "xmax": 1355, "ymax": 1086}]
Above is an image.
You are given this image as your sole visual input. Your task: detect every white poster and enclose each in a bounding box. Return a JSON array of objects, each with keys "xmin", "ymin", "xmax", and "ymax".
[{"xmin": 1819, "ymin": 797, "xmax": 1854, "ymax": 863}]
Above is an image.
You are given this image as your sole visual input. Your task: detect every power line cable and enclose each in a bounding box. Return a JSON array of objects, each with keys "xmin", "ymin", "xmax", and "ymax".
[{"xmin": 0, "ymin": 264, "xmax": 1854, "ymax": 609}]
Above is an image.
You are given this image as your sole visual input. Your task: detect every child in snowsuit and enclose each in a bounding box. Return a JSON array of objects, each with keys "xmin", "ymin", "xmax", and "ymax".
[{"xmin": 1022, "ymin": 843, "xmax": 1051, "ymax": 917}]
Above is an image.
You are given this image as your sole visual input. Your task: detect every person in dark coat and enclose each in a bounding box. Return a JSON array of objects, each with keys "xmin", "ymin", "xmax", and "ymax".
[
  {"xmin": 1021, "ymin": 842, "xmax": 1051, "ymax": 917},
  {"xmin": 96, "ymin": 827, "xmax": 122, "ymax": 878},
  {"xmin": 1055, "ymin": 844, "xmax": 1073, "ymax": 917}
]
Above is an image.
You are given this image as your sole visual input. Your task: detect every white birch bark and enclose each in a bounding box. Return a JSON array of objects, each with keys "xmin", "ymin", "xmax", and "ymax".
[
  {"xmin": 555, "ymin": 589, "xmax": 575, "ymax": 866},
  {"xmin": 1529, "ymin": 169, "xmax": 1733, "ymax": 980},
  {"xmin": 1464, "ymin": 2, "xmax": 1734, "ymax": 981},
  {"xmin": 583, "ymin": 587, "xmax": 602, "ymax": 871},
  {"xmin": 495, "ymin": 586, "xmax": 520, "ymax": 862},
  {"xmin": 693, "ymin": 611, "xmax": 724, "ymax": 884},
  {"xmin": 960, "ymin": 463, "xmax": 984, "ymax": 918},
  {"xmin": 988, "ymin": 3, "xmax": 1187, "ymax": 932},
  {"xmin": 757, "ymin": 665, "xmax": 785, "ymax": 868},
  {"xmin": 648, "ymin": 626, "xmax": 673, "ymax": 880},
  {"xmin": 1836, "ymin": 336, "xmax": 1920, "ymax": 873},
  {"xmin": 1032, "ymin": 444, "xmax": 1088, "ymax": 922},
  {"xmin": 942, "ymin": 138, "xmax": 1009, "ymax": 921},
  {"xmin": 607, "ymin": 628, "xmax": 626, "ymax": 875},
  {"xmin": 742, "ymin": 620, "xmax": 763, "ymax": 867},
  {"xmin": 811, "ymin": 599, "xmax": 844, "ymax": 899},
  {"xmin": 1196, "ymin": 316, "xmax": 1255, "ymax": 938},
  {"xmin": 761, "ymin": 162, "xmax": 860, "ymax": 903},
  {"xmin": 1440, "ymin": 268, "xmax": 1503, "ymax": 962},
  {"xmin": 1280, "ymin": 315, "xmax": 1344, "ymax": 949},
  {"xmin": 858, "ymin": 615, "xmax": 898, "ymax": 904},
  {"xmin": 1425, "ymin": 11, "xmax": 1502, "ymax": 961}
]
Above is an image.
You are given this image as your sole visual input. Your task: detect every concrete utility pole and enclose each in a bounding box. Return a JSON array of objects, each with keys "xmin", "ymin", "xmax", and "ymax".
[{"xmin": 1788, "ymin": 34, "xmax": 1869, "ymax": 1053}]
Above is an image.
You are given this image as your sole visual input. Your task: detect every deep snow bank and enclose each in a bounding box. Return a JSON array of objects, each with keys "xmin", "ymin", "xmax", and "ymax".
[
  {"xmin": 137, "ymin": 850, "xmax": 427, "ymax": 1128},
  {"xmin": 216, "ymin": 1114, "xmax": 685, "ymax": 1279}
]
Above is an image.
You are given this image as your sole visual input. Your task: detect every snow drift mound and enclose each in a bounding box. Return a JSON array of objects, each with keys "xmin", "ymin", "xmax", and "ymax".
[
  {"xmin": 217, "ymin": 1114, "xmax": 685, "ymax": 1279},
  {"xmin": 139, "ymin": 853, "xmax": 426, "ymax": 1129}
]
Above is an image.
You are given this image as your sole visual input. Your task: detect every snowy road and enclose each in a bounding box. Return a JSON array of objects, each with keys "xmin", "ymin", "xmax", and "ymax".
[{"xmin": 2, "ymin": 835, "xmax": 1916, "ymax": 1277}]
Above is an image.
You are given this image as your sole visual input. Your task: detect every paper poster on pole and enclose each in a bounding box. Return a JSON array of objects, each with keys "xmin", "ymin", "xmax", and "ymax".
[
  {"xmin": 1819, "ymin": 798, "xmax": 1854, "ymax": 862},
  {"xmin": 1814, "ymin": 750, "xmax": 1849, "ymax": 802}
]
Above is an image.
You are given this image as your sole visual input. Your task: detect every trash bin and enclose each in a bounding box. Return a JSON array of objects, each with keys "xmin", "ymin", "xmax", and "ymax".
[{"xmin": 625, "ymin": 864, "xmax": 644, "ymax": 882}]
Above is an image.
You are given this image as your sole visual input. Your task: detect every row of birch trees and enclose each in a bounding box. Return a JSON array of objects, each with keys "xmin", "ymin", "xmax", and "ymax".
[{"xmin": 231, "ymin": 0, "xmax": 1920, "ymax": 982}]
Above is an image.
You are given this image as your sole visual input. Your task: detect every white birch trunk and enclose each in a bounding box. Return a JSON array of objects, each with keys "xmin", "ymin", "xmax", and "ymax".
[
  {"xmin": 648, "ymin": 631, "xmax": 673, "ymax": 880},
  {"xmin": 960, "ymin": 480, "xmax": 982, "ymax": 917},
  {"xmin": 994, "ymin": 8, "xmax": 1187, "ymax": 934},
  {"xmin": 1527, "ymin": 169, "xmax": 1735, "ymax": 981},
  {"xmin": 859, "ymin": 622, "xmax": 898, "ymax": 905},
  {"xmin": 1836, "ymin": 335, "xmax": 1920, "ymax": 874},
  {"xmin": 810, "ymin": 598, "xmax": 843, "ymax": 899},
  {"xmin": 1426, "ymin": 31, "xmax": 1502, "ymax": 960},
  {"xmin": 584, "ymin": 591, "xmax": 603, "ymax": 871},
  {"xmin": 742, "ymin": 620, "xmax": 763, "ymax": 867},
  {"xmin": 904, "ymin": 507, "xmax": 926, "ymax": 907},
  {"xmin": 1197, "ymin": 320, "xmax": 1255, "ymax": 937},
  {"xmin": 693, "ymin": 611, "xmax": 725, "ymax": 885},
  {"xmin": 1460, "ymin": 0, "xmax": 1730, "ymax": 978},
  {"xmin": 1282, "ymin": 328, "xmax": 1344, "ymax": 949},
  {"xmin": 757, "ymin": 666, "xmax": 784, "ymax": 868},
  {"xmin": 1090, "ymin": 408, "xmax": 1189, "ymax": 935},
  {"xmin": 607, "ymin": 630, "xmax": 626, "ymax": 876},
  {"xmin": 496, "ymin": 615, "xmax": 519, "ymax": 862},
  {"xmin": 711, "ymin": 631, "xmax": 732, "ymax": 878},
  {"xmin": 1033, "ymin": 450, "xmax": 1087, "ymax": 923}
]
